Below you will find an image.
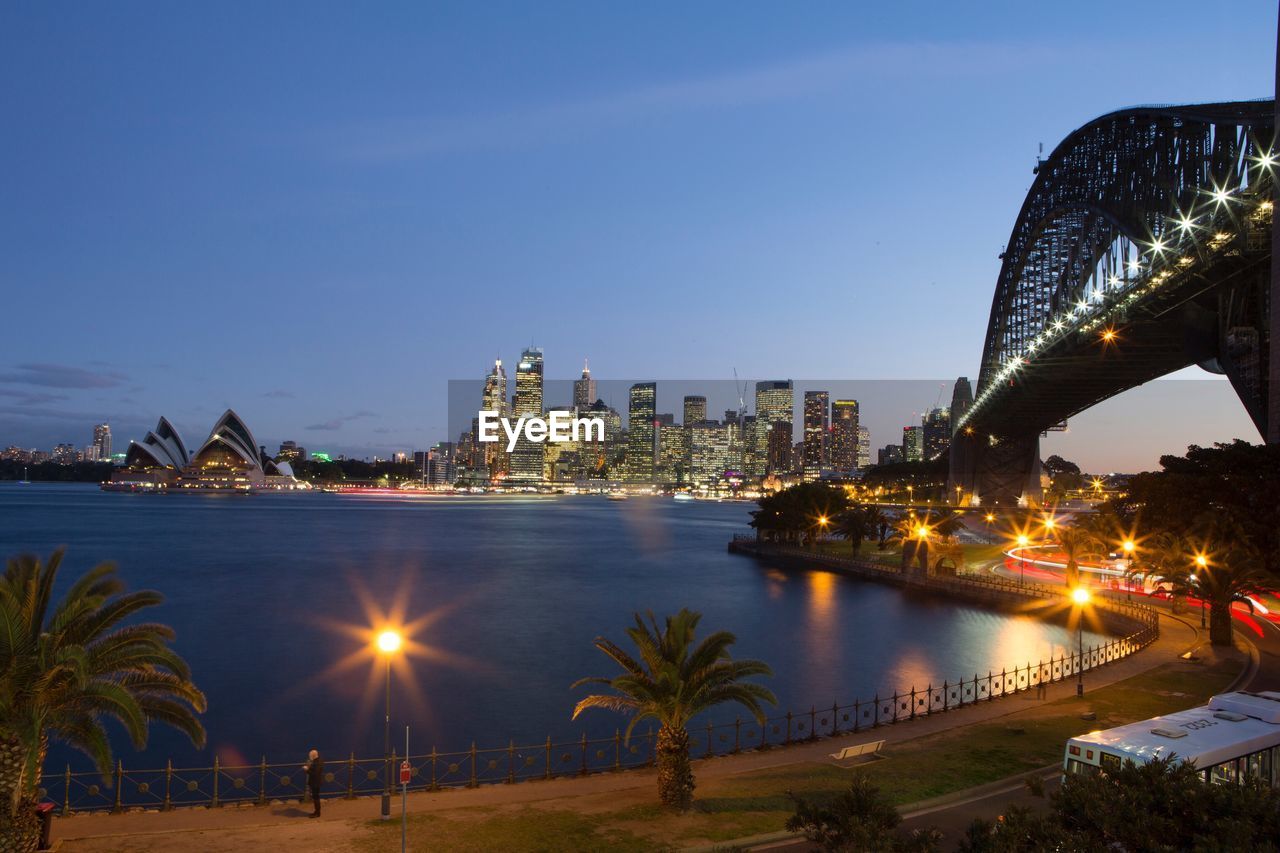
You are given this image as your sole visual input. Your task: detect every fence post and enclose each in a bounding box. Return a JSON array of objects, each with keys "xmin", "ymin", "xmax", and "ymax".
[
  {"xmin": 987, "ymin": 671, "xmax": 994, "ymax": 701},
  {"xmin": 760, "ymin": 718, "xmax": 768, "ymax": 750},
  {"xmin": 706, "ymin": 723, "xmax": 714, "ymax": 757},
  {"xmin": 113, "ymin": 760, "xmax": 123, "ymax": 813},
  {"xmin": 809, "ymin": 706, "xmax": 816, "ymax": 740},
  {"xmin": 258, "ymin": 756, "xmax": 266, "ymax": 806},
  {"xmin": 854, "ymin": 699, "xmax": 861, "ymax": 732},
  {"xmin": 431, "ymin": 747, "xmax": 439, "ymax": 791},
  {"xmin": 163, "ymin": 760, "xmax": 171, "ymax": 811},
  {"xmin": 469, "ymin": 743, "xmax": 477, "ymax": 788},
  {"xmin": 545, "ymin": 737, "xmax": 552, "ymax": 780},
  {"xmin": 614, "ymin": 729, "xmax": 621, "ymax": 771},
  {"xmin": 734, "ymin": 718, "xmax": 741, "ymax": 753},
  {"xmin": 63, "ymin": 765, "xmax": 71, "ymax": 817},
  {"xmin": 508, "ymin": 740, "xmax": 516, "ymax": 784},
  {"xmin": 873, "ymin": 694, "xmax": 879, "ymax": 727},
  {"xmin": 942, "ymin": 681, "xmax": 949, "ymax": 712},
  {"xmin": 649, "ymin": 726, "xmax": 656, "ymax": 766},
  {"xmin": 831, "ymin": 702, "xmax": 839, "ymax": 736},
  {"xmin": 785, "ymin": 711, "xmax": 793, "ymax": 745},
  {"xmin": 579, "ymin": 734, "xmax": 588, "ymax": 777},
  {"xmin": 211, "ymin": 755, "xmax": 219, "ymax": 808},
  {"xmin": 346, "ymin": 753, "xmax": 355, "ymax": 799}
]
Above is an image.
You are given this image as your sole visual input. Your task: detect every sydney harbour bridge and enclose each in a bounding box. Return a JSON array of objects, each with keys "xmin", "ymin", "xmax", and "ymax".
[{"xmin": 948, "ymin": 96, "xmax": 1276, "ymax": 506}]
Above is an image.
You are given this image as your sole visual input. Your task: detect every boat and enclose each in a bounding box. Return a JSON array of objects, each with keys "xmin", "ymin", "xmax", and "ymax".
[
  {"xmin": 672, "ymin": 493, "xmax": 694, "ymax": 502},
  {"xmin": 606, "ymin": 492, "xmax": 628, "ymax": 501}
]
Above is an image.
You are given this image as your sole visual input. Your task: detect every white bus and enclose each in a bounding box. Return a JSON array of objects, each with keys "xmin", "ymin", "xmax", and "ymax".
[{"xmin": 1064, "ymin": 691, "xmax": 1280, "ymax": 787}]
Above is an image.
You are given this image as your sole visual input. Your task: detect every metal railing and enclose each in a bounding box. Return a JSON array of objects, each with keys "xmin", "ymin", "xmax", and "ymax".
[{"xmin": 41, "ymin": 554, "xmax": 1158, "ymax": 815}]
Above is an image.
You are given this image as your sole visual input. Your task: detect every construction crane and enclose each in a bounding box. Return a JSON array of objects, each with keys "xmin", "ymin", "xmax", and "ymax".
[{"xmin": 732, "ymin": 368, "xmax": 747, "ymax": 428}]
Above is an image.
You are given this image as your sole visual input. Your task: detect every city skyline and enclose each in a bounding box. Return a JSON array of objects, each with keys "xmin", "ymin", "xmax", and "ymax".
[{"xmin": 2, "ymin": 2, "xmax": 1274, "ymax": 470}]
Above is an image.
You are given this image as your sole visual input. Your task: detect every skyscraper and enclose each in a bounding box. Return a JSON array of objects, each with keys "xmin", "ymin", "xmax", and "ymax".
[
  {"xmin": 625, "ymin": 382, "xmax": 656, "ymax": 483},
  {"xmin": 802, "ymin": 391, "xmax": 829, "ymax": 480},
  {"xmin": 754, "ymin": 380, "xmax": 793, "ymax": 476},
  {"xmin": 950, "ymin": 377, "xmax": 974, "ymax": 434},
  {"xmin": 903, "ymin": 425, "xmax": 924, "ymax": 463},
  {"xmin": 856, "ymin": 425, "xmax": 872, "ymax": 469},
  {"xmin": 683, "ymin": 395, "xmax": 707, "ymax": 426},
  {"xmin": 830, "ymin": 399, "xmax": 859, "ymax": 472},
  {"xmin": 481, "ymin": 359, "xmax": 510, "ymax": 479},
  {"xmin": 508, "ymin": 348, "xmax": 544, "ymax": 484},
  {"xmin": 93, "ymin": 423, "xmax": 112, "ymax": 461},
  {"xmin": 573, "ymin": 360, "xmax": 596, "ymax": 412},
  {"xmin": 923, "ymin": 407, "xmax": 951, "ymax": 460},
  {"xmin": 482, "ymin": 359, "xmax": 508, "ymax": 416}
]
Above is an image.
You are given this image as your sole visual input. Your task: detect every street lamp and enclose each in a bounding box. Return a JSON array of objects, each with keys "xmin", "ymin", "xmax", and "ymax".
[
  {"xmin": 1194, "ymin": 554, "xmax": 1208, "ymax": 629},
  {"xmin": 1071, "ymin": 587, "xmax": 1091, "ymax": 697},
  {"xmin": 376, "ymin": 629, "xmax": 402, "ymax": 819},
  {"xmin": 1122, "ymin": 540, "xmax": 1136, "ymax": 600},
  {"xmin": 1016, "ymin": 534, "xmax": 1030, "ymax": 586}
]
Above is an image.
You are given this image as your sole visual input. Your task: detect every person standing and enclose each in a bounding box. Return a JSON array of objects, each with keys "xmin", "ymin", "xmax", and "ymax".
[{"xmin": 303, "ymin": 749, "xmax": 324, "ymax": 817}]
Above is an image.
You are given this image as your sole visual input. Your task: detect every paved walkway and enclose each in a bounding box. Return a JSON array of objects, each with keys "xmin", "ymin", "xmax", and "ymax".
[{"xmin": 53, "ymin": 606, "xmax": 1215, "ymax": 851}]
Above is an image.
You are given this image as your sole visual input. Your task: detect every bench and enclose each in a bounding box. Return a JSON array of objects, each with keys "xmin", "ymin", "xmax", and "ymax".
[{"xmin": 830, "ymin": 740, "xmax": 885, "ymax": 761}]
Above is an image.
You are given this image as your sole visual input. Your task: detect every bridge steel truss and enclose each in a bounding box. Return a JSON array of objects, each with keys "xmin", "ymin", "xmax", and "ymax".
[{"xmin": 951, "ymin": 100, "xmax": 1276, "ymax": 506}]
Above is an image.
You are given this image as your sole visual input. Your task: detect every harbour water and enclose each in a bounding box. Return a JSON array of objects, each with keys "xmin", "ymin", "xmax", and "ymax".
[{"xmin": 1, "ymin": 483, "xmax": 1105, "ymax": 771}]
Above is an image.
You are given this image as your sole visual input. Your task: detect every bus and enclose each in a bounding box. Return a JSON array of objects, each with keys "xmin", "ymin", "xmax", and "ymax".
[{"xmin": 1064, "ymin": 691, "xmax": 1280, "ymax": 787}]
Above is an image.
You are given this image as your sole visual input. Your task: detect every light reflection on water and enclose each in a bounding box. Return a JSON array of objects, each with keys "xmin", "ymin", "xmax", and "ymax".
[{"xmin": 0, "ymin": 484, "xmax": 1110, "ymax": 770}]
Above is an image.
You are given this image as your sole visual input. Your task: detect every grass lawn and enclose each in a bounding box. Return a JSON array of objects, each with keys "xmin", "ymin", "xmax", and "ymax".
[{"xmin": 353, "ymin": 657, "xmax": 1240, "ymax": 852}]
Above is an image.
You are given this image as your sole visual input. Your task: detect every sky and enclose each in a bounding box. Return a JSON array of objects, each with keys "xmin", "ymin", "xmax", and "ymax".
[{"xmin": 2, "ymin": 1, "xmax": 1275, "ymax": 471}]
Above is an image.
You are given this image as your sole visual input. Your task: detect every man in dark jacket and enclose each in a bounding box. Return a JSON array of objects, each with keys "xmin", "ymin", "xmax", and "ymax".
[{"xmin": 304, "ymin": 749, "xmax": 324, "ymax": 817}]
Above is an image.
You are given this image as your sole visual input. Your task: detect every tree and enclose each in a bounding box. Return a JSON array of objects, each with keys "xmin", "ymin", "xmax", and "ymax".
[
  {"xmin": 1042, "ymin": 455, "xmax": 1083, "ymax": 494},
  {"xmin": 963, "ymin": 756, "xmax": 1280, "ymax": 851},
  {"xmin": 0, "ymin": 550, "xmax": 206, "ymax": 852},
  {"xmin": 1161, "ymin": 520, "xmax": 1271, "ymax": 646},
  {"xmin": 1051, "ymin": 527, "xmax": 1103, "ymax": 590},
  {"xmin": 788, "ymin": 774, "xmax": 942, "ymax": 852},
  {"xmin": 571, "ymin": 609, "xmax": 776, "ymax": 810},
  {"xmin": 832, "ymin": 508, "xmax": 872, "ymax": 555},
  {"xmin": 751, "ymin": 483, "xmax": 851, "ymax": 546},
  {"xmin": 867, "ymin": 507, "xmax": 898, "ymax": 551}
]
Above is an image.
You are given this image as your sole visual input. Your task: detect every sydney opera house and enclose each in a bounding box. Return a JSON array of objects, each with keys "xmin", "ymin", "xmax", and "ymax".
[{"xmin": 106, "ymin": 409, "xmax": 306, "ymax": 492}]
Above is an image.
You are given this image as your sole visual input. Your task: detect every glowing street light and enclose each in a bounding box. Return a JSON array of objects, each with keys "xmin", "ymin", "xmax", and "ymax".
[
  {"xmin": 1070, "ymin": 587, "xmax": 1091, "ymax": 697},
  {"xmin": 376, "ymin": 629, "xmax": 403, "ymax": 819},
  {"xmin": 1194, "ymin": 553, "xmax": 1209, "ymax": 628},
  {"xmin": 1121, "ymin": 540, "xmax": 1136, "ymax": 600},
  {"xmin": 1016, "ymin": 533, "xmax": 1030, "ymax": 586}
]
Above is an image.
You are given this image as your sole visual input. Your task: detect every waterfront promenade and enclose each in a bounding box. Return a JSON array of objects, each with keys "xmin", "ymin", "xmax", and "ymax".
[{"xmin": 50, "ymin": 572, "xmax": 1232, "ymax": 851}]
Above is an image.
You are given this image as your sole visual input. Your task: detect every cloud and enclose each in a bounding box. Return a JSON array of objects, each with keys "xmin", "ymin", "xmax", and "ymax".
[
  {"xmin": 322, "ymin": 40, "xmax": 1060, "ymax": 161},
  {"xmin": 264, "ymin": 390, "xmax": 295, "ymax": 399},
  {"xmin": 304, "ymin": 411, "xmax": 376, "ymax": 431},
  {"xmin": 0, "ymin": 363, "xmax": 128, "ymax": 389},
  {"xmin": 0, "ymin": 388, "xmax": 70, "ymax": 405}
]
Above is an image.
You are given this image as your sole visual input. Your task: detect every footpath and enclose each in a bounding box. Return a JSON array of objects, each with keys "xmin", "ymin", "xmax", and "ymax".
[{"xmin": 51, "ymin": 603, "xmax": 1227, "ymax": 852}]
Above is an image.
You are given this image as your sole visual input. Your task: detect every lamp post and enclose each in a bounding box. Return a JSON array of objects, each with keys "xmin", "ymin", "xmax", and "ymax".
[
  {"xmin": 1016, "ymin": 534, "xmax": 1030, "ymax": 586},
  {"xmin": 377, "ymin": 629, "xmax": 402, "ymax": 819},
  {"xmin": 1071, "ymin": 587, "xmax": 1090, "ymax": 697},
  {"xmin": 1195, "ymin": 555, "xmax": 1208, "ymax": 629},
  {"xmin": 1122, "ymin": 540, "xmax": 1136, "ymax": 600}
]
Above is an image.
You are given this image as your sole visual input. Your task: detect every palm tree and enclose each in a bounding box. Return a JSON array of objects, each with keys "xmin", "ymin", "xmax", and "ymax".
[
  {"xmin": 832, "ymin": 508, "xmax": 871, "ymax": 555},
  {"xmin": 571, "ymin": 609, "xmax": 776, "ymax": 810},
  {"xmin": 1052, "ymin": 527, "xmax": 1103, "ymax": 589},
  {"xmin": 0, "ymin": 550, "xmax": 206, "ymax": 852},
  {"xmin": 1162, "ymin": 524, "xmax": 1270, "ymax": 647}
]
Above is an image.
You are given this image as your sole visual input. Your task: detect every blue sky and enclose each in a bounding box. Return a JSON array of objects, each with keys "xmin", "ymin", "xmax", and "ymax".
[{"xmin": 2, "ymin": 2, "xmax": 1274, "ymax": 470}]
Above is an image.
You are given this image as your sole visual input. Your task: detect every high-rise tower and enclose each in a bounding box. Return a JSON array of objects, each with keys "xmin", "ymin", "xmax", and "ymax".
[
  {"xmin": 830, "ymin": 400, "xmax": 859, "ymax": 472},
  {"xmin": 508, "ymin": 348, "xmax": 545, "ymax": 484},
  {"xmin": 573, "ymin": 360, "xmax": 596, "ymax": 412},
  {"xmin": 802, "ymin": 391, "xmax": 829, "ymax": 480},
  {"xmin": 625, "ymin": 382, "xmax": 657, "ymax": 483}
]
